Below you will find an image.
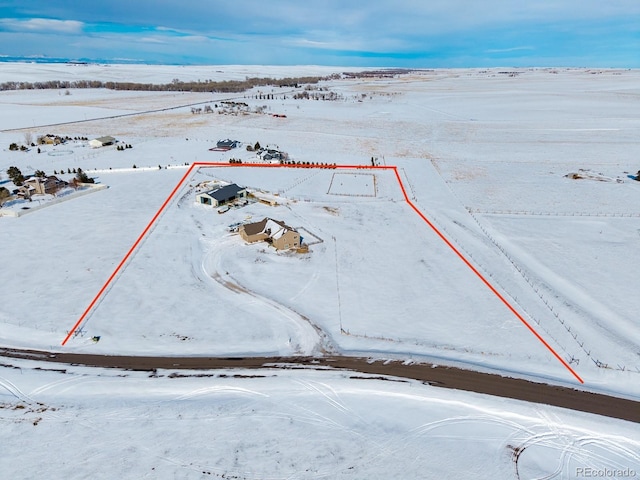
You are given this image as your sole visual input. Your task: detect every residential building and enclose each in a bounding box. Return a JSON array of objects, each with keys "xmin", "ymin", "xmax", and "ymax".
[
  {"xmin": 239, "ymin": 217, "xmax": 300, "ymax": 250},
  {"xmin": 17, "ymin": 175, "xmax": 67, "ymax": 198}
]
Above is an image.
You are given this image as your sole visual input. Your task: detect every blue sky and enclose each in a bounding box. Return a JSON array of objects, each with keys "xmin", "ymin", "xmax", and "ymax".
[{"xmin": 0, "ymin": 1, "xmax": 638, "ymax": 67}]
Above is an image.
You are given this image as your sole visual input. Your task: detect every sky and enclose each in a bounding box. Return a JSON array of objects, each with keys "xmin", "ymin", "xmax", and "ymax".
[{"xmin": 0, "ymin": 0, "xmax": 638, "ymax": 67}]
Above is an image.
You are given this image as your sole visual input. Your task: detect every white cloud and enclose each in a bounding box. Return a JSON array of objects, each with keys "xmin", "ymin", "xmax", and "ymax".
[
  {"xmin": 138, "ymin": 36, "xmax": 168, "ymax": 44},
  {"xmin": 0, "ymin": 18, "xmax": 84, "ymax": 34},
  {"xmin": 485, "ymin": 46, "xmax": 535, "ymax": 54}
]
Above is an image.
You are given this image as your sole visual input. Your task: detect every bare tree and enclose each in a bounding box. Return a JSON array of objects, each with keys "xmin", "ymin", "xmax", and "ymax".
[{"xmin": 24, "ymin": 131, "xmax": 33, "ymax": 146}]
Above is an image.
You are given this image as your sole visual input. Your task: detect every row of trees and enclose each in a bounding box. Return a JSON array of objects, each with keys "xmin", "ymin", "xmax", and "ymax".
[
  {"xmin": 292, "ymin": 91, "xmax": 341, "ymax": 101},
  {"xmin": 279, "ymin": 161, "xmax": 338, "ymax": 169},
  {"xmin": 6, "ymin": 166, "xmax": 94, "ymax": 185},
  {"xmin": 0, "ymin": 75, "xmax": 328, "ymax": 93}
]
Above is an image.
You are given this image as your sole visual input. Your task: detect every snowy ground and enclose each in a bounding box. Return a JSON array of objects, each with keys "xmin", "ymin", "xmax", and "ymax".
[
  {"xmin": 0, "ymin": 358, "xmax": 638, "ymax": 480},
  {"xmin": 0, "ymin": 64, "xmax": 639, "ymax": 478}
]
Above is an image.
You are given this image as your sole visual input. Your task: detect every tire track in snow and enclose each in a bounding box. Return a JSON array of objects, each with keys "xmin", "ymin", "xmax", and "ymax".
[
  {"xmin": 1, "ymin": 347, "xmax": 638, "ymax": 423},
  {"xmin": 201, "ymin": 236, "xmax": 336, "ymax": 356}
]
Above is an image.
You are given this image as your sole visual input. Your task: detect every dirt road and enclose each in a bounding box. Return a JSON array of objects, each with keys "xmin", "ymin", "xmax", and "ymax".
[{"xmin": 1, "ymin": 347, "xmax": 637, "ymax": 423}]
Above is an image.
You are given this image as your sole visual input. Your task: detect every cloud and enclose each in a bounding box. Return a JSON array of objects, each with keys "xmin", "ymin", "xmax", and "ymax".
[
  {"xmin": 485, "ymin": 46, "xmax": 535, "ymax": 54},
  {"xmin": 0, "ymin": 1, "xmax": 638, "ymax": 66},
  {"xmin": 0, "ymin": 17, "xmax": 84, "ymax": 34}
]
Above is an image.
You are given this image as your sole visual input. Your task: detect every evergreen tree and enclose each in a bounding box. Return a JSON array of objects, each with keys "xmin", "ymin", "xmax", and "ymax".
[
  {"xmin": 0, "ymin": 186, "xmax": 10, "ymax": 204},
  {"xmin": 7, "ymin": 166, "xmax": 25, "ymax": 186},
  {"xmin": 75, "ymin": 168, "xmax": 95, "ymax": 184}
]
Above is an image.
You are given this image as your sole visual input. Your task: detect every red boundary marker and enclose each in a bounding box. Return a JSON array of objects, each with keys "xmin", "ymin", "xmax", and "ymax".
[{"xmin": 61, "ymin": 162, "xmax": 584, "ymax": 384}]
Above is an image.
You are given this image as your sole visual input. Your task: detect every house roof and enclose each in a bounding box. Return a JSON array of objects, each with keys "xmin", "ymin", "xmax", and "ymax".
[
  {"xmin": 92, "ymin": 136, "xmax": 115, "ymax": 144},
  {"xmin": 242, "ymin": 217, "xmax": 296, "ymax": 239},
  {"xmin": 242, "ymin": 217, "xmax": 269, "ymax": 236},
  {"xmin": 217, "ymin": 139, "xmax": 239, "ymax": 147},
  {"xmin": 205, "ymin": 183, "xmax": 245, "ymax": 201}
]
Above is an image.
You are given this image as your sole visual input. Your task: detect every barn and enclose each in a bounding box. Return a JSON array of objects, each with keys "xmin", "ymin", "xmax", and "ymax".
[
  {"xmin": 89, "ymin": 136, "xmax": 116, "ymax": 148},
  {"xmin": 195, "ymin": 183, "xmax": 247, "ymax": 207}
]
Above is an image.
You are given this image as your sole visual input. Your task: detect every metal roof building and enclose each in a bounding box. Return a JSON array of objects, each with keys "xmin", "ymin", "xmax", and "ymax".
[{"xmin": 195, "ymin": 183, "xmax": 247, "ymax": 207}]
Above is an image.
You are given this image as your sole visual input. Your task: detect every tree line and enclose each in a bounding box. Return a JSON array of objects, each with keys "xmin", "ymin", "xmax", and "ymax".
[{"xmin": 0, "ymin": 75, "xmax": 328, "ymax": 93}]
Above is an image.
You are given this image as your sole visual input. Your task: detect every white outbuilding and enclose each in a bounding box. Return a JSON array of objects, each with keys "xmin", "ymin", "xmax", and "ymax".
[{"xmin": 89, "ymin": 136, "xmax": 116, "ymax": 148}]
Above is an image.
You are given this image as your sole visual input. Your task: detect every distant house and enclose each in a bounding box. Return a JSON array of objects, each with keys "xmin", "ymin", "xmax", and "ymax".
[
  {"xmin": 40, "ymin": 134, "xmax": 63, "ymax": 145},
  {"xmin": 17, "ymin": 175, "xmax": 67, "ymax": 198},
  {"xmin": 257, "ymin": 148, "xmax": 286, "ymax": 163},
  {"xmin": 218, "ymin": 139, "xmax": 241, "ymax": 149},
  {"xmin": 195, "ymin": 183, "xmax": 247, "ymax": 207},
  {"xmin": 239, "ymin": 217, "xmax": 300, "ymax": 251},
  {"xmin": 209, "ymin": 139, "xmax": 241, "ymax": 152},
  {"xmin": 89, "ymin": 136, "xmax": 116, "ymax": 148}
]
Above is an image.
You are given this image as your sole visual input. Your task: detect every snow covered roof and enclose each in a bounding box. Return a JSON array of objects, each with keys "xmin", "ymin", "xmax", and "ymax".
[
  {"xmin": 216, "ymin": 139, "xmax": 240, "ymax": 148},
  {"xmin": 93, "ymin": 136, "xmax": 115, "ymax": 144},
  {"xmin": 243, "ymin": 217, "xmax": 296, "ymax": 239},
  {"xmin": 264, "ymin": 218, "xmax": 291, "ymax": 240}
]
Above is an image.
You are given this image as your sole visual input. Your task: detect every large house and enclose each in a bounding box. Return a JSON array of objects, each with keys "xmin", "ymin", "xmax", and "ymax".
[
  {"xmin": 216, "ymin": 139, "xmax": 240, "ymax": 149},
  {"xmin": 40, "ymin": 134, "xmax": 63, "ymax": 145},
  {"xmin": 195, "ymin": 183, "xmax": 247, "ymax": 207},
  {"xmin": 16, "ymin": 175, "xmax": 67, "ymax": 198},
  {"xmin": 257, "ymin": 148, "xmax": 286, "ymax": 163},
  {"xmin": 239, "ymin": 217, "xmax": 300, "ymax": 251}
]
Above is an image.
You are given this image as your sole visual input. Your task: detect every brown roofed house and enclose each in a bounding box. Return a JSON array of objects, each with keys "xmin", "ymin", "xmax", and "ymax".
[{"xmin": 239, "ymin": 217, "xmax": 300, "ymax": 250}]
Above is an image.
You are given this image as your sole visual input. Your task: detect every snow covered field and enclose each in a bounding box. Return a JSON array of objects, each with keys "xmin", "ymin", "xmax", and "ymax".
[
  {"xmin": 1, "ymin": 64, "xmax": 639, "ymax": 478},
  {"xmin": 1, "ymin": 359, "xmax": 638, "ymax": 480}
]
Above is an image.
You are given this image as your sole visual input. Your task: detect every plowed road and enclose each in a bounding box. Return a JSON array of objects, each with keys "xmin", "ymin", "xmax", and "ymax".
[{"xmin": 1, "ymin": 347, "xmax": 638, "ymax": 423}]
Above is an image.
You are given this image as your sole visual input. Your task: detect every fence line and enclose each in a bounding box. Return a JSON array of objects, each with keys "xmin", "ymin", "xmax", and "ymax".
[
  {"xmin": 468, "ymin": 208, "xmax": 640, "ymax": 218},
  {"xmin": 465, "ymin": 208, "xmax": 638, "ymax": 374}
]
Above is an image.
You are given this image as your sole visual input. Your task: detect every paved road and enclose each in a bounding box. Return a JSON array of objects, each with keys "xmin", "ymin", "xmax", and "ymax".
[
  {"xmin": 1, "ymin": 347, "xmax": 638, "ymax": 423},
  {"xmin": 0, "ymin": 90, "xmax": 296, "ymax": 133}
]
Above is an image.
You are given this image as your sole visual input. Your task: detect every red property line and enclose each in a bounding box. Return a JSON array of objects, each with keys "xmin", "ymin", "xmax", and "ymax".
[
  {"xmin": 61, "ymin": 162, "xmax": 584, "ymax": 384},
  {"xmin": 391, "ymin": 168, "xmax": 583, "ymax": 384},
  {"xmin": 61, "ymin": 164, "xmax": 198, "ymax": 346}
]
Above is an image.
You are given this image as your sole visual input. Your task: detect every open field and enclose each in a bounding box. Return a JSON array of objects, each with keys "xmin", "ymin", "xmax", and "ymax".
[{"xmin": 0, "ymin": 64, "xmax": 639, "ymax": 478}]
